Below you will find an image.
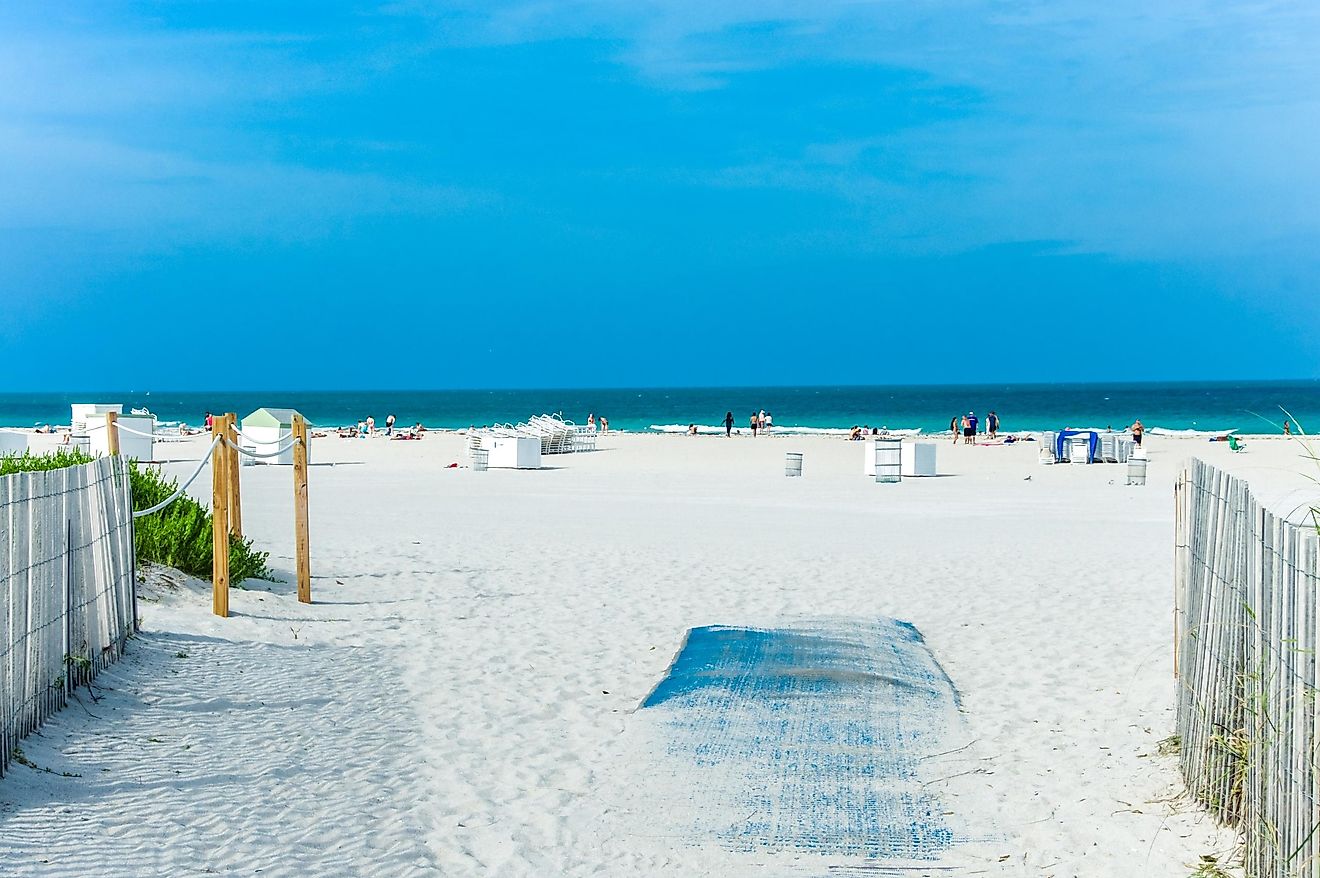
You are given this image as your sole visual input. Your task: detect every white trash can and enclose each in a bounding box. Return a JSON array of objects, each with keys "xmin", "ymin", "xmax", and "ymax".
[
  {"xmin": 874, "ymin": 439, "xmax": 901, "ymax": 484},
  {"xmin": 1127, "ymin": 456, "xmax": 1147, "ymax": 486},
  {"xmin": 785, "ymin": 452, "xmax": 803, "ymax": 477}
]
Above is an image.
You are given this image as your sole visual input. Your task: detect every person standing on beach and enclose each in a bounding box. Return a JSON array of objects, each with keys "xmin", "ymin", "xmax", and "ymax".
[
  {"xmin": 764, "ymin": 412, "xmax": 773, "ymax": 432},
  {"xmin": 950, "ymin": 416, "xmax": 959, "ymax": 443},
  {"xmin": 205, "ymin": 412, "xmax": 214, "ymax": 432},
  {"xmin": 1131, "ymin": 419, "xmax": 1144, "ymax": 446},
  {"xmin": 600, "ymin": 416, "xmax": 608, "ymax": 433},
  {"xmin": 724, "ymin": 411, "xmax": 734, "ymax": 437},
  {"xmin": 385, "ymin": 413, "xmax": 396, "ymax": 436},
  {"xmin": 750, "ymin": 412, "xmax": 759, "ymax": 437},
  {"xmin": 1284, "ymin": 420, "xmax": 1292, "ymax": 435},
  {"xmin": 587, "ymin": 413, "xmax": 596, "ymax": 432},
  {"xmin": 987, "ymin": 411, "xmax": 999, "ymax": 440},
  {"xmin": 966, "ymin": 412, "xmax": 978, "ymax": 444}
]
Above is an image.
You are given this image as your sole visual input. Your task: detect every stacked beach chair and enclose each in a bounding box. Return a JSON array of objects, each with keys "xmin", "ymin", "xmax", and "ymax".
[{"xmin": 468, "ymin": 413, "xmax": 596, "ymax": 461}]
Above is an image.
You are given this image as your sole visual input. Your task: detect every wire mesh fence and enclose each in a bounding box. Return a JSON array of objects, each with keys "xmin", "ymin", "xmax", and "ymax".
[
  {"xmin": 0, "ymin": 456, "xmax": 136, "ymax": 778},
  {"xmin": 1175, "ymin": 458, "xmax": 1320, "ymax": 877}
]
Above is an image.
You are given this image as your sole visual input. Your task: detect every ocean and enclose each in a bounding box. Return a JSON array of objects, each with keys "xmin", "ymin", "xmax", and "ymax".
[{"xmin": 1, "ymin": 381, "xmax": 1317, "ymax": 436}]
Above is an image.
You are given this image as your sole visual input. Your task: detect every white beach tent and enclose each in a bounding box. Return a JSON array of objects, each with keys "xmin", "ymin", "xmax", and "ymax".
[{"xmin": 239, "ymin": 408, "xmax": 307, "ymax": 466}]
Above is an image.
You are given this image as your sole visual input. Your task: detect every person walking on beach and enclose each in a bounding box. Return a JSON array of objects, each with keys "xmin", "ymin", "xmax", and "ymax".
[
  {"xmin": 1284, "ymin": 419, "xmax": 1292, "ymax": 435},
  {"xmin": 724, "ymin": 411, "xmax": 734, "ymax": 437},
  {"xmin": 987, "ymin": 411, "xmax": 999, "ymax": 440},
  {"xmin": 950, "ymin": 416, "xmax": 959, "ymax": 444},
  {"xmin": 1131, "ymin": 419, "xmax": 1144, "ymax": 446},
  {"xmin": 750, "ymin": 412, "xmax": 759, "ymax": 437},
  {"xmin": 764, "ymin": 412, "xmax": 773, "ymax": 432}
]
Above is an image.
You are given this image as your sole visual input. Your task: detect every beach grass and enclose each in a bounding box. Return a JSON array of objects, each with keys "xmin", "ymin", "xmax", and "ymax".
[{"xmin": 0, "ymin": 450, "xmax": 271, "ymax": 583}]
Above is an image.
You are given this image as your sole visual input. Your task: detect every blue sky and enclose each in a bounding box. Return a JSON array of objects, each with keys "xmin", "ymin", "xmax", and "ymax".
[{"xmin": 2, "ymin": 1, "xmax": 1318, "ymax": 389}]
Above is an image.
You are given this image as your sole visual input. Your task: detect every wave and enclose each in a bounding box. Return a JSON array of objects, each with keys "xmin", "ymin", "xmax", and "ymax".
[
  {"xmin": 1146, "ymin": 427, "xmax": 1239, "ymax": 437},
  {"xmin": 648, "ymin": 424, "xmax": 924, "ymax": 437}
]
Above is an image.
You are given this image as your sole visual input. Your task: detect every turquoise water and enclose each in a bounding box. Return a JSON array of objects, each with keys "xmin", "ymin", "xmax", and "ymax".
[{"xmin": 1, "ymin": 381, "xmax": 1317, "ymax": 434}]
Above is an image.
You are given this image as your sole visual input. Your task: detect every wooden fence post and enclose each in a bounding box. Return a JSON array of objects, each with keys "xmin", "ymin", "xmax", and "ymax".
[
  {"xmin": 292, "ymin": 414, "xmax": 311, "ymax": 604},
  {"xmin": 226, "ymin": 412, "xmax": 242, "ymax": 538},
  {"xmin": 212, "ymin": 415, "xmax": 230, "ymax": 617},
  {"xmin": 105, "ymin": 412, "xmax": 120, "ymax": 457}
]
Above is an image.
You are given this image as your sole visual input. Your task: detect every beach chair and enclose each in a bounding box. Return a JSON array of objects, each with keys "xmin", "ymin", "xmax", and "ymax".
[
  {"xmin": 1099, "ymin": 434, "xmax": 1118, "ymax": 463},
  {"xmin": 1038, "ymin": 432, "xmax": 1058, "ymax": 464}
]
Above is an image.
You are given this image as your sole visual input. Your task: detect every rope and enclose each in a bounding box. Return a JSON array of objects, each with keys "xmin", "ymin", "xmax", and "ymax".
[
  {"xmin": 132, "ymin": 437, "xmax": 220, "ymax": 518},
  {"xmin": 110, "ymin": 421, "xmax": 159, "ymax": 438},
  {"xmin": 220, "ymin": 435, "xmax": 302, "ymax": 459}
]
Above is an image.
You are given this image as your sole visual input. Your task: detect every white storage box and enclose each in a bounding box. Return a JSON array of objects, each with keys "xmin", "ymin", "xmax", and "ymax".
[
  {"xmin": 486, "ymin": 436, "xmax": 541, "ymax": 469},
  {"xmin": 901, "ymin": 442, "xmax": 937, "ymax": 476},
  {"xmin": 91, "ymin": 415, "xmax": 154, "ymax": 461},
  {"xmin": 70, "ymin": 403, "xmax": 122, "ymax": 433}
]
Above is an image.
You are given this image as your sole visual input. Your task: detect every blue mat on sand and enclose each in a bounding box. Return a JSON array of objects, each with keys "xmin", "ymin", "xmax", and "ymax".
[{"xmin": 639, "ymin": 619, "xmax": 962, "ymax": 860}]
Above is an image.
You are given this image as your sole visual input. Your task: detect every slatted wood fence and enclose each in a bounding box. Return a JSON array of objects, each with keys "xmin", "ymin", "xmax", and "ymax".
[
  {"xmin": 0, "ymin": 457, "xmax": 137, "ymax": 777},
  {"xmin": 1175, "ymin": 458, "xmax": 1320, "ymax": 877}
]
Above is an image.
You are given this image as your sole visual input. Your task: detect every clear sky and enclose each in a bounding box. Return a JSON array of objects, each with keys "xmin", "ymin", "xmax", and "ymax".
[{"xmin": 3, "ymin": 2, "xmax": 1318, "ymax": 390}]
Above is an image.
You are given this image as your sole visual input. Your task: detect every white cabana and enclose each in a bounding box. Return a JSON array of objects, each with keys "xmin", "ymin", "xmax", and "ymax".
[{"xmin": 239, "ymin": 408, "xmax": 306, "ymax": 466}]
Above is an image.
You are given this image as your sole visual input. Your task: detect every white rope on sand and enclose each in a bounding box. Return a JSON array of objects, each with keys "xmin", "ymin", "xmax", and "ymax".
[{"xmin": 133, "ymin": 437, "xmax": 220, "ymax": 518}]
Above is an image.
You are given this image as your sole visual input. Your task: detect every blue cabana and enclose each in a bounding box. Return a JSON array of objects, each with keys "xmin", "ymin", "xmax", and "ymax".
[{"xmin": 1055, "ymin": 430, "xmax": 1099, "ymax": 463}]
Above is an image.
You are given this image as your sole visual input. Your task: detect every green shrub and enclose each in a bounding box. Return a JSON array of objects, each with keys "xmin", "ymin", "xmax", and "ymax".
[{"xmin": 1, "ymin": 450, "xmax": 272, "ymax": 583}]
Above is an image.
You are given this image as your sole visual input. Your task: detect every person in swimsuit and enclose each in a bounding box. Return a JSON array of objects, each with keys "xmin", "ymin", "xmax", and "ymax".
[
  {"xmin": 750, "ymin": 412, "xmax": 759, "ymax": 437},
  {"xmin": 950, "ymin": 416, "xmax": 959, "ymax": 443},
  {"xmin": 1131, "ymin": 419, "xmax": 1144, "ymax": 446},
  {"xmin": 724, "ymin": 411, "xmax": 734, "ymax": 437},
  {"xmin": 987, "ymin": 411, "xmax": 999, "ymax": 440}
]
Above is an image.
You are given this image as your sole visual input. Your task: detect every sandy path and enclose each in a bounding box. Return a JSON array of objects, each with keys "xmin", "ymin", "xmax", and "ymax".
[{"xmin": 1, "ymin": 431, "xmax": 1282, "ymax": 876}]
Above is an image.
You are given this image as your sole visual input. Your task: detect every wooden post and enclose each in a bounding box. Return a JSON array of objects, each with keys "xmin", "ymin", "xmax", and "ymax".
[
  {"xmin": 225, "ymin": 412, "xmax": 242, "ymax": 538},
  {"xmin": 105, "ymin": 412, "xmax": 120, "ymax": 456},
  {"xmin": 212, "ymin": 416, "xmax": 230, "ymax": 617},
  {"xmin": 292, "ymin": 414, "xmax": 311, "ymax": 604}
]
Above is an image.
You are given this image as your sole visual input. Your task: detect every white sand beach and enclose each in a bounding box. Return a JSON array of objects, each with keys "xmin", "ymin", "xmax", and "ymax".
[{"xmin": 4, "ymin": 430, "xmax": 1315, "ymax": 876}]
